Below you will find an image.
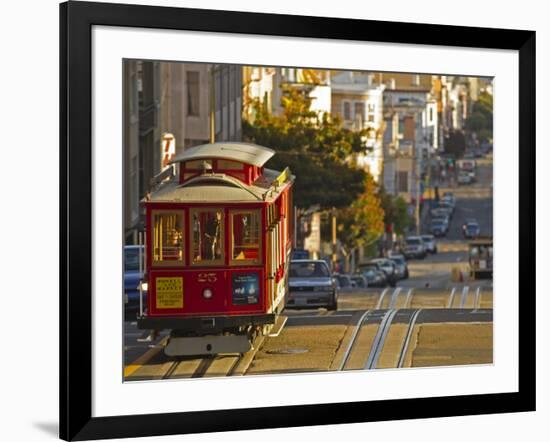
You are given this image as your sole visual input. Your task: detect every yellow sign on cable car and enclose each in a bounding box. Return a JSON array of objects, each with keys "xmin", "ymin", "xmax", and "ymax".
[{"xmin": 156, "ymin": 277, "xmax": 184, "ymax": 309}]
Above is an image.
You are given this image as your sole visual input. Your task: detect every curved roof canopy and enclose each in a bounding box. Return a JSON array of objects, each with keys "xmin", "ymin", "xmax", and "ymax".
[
  {"xmin": 169, "ymin": 142, "xmax": 275, "ymax": 168},
  {"xmin": 148, "ymin": 168, "xmax": 290, "ymax": 203}
]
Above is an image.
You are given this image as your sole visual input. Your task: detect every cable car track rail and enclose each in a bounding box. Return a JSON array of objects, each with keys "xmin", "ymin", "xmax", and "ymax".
[
  {"xmin": 338, "ymin": 309, "xmax": 372, "ymax": 371},
  {"xmin": 364, "ymin": 309, "xmax": 398, "ymax": 369},
  {"xmin": 397, "ymin": 309, "xmax": 423, "ymax": 368},
  {"xmin": 459, "ymin": 286, "xmax": 470, "ymax": 308}
]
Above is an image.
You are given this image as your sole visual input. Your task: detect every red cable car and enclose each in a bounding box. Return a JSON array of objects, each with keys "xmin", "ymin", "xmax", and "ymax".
[{"xmin": 137, "ymin": 142, "xmax": 294, "ymax": 356}]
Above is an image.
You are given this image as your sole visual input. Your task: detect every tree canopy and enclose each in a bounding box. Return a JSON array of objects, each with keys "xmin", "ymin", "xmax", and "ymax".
[
  {"xmin": 378, "ymin": 187, "xmax": 413, "ymax": 235},
  {"xmin": 465, "ymin": 91, "xmax": 493, "ymax": 142},
  {"xmin": 336, "ymin": 174, "xmax": 385, "ymax": 250},
  {"xmin": 445, "ymin": 130, "xmax": 466, "ymax": 158},
  {"xmin": 242, "ymin": 86, "xmax": 368, "ymax": 209}
]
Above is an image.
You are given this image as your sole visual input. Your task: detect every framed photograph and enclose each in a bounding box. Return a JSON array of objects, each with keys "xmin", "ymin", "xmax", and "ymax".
[{"xmin": 60, "ymin": 1, "xmax": 535, "ymax": 440}]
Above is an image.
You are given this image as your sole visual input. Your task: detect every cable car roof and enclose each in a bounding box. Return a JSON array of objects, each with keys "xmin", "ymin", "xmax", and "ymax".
[
  {"xmin": 168, "ymin": 142, "xmax": 275, "ymax": 168},
  {"xmin": 147, "ymin": 168, "xmax": 293, "ymax": 203}
]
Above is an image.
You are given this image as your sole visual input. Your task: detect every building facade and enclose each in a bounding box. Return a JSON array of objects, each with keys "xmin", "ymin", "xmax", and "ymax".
[{"xmin": 331, "ymin": 71, "xmax": 386, "ymax": 182}]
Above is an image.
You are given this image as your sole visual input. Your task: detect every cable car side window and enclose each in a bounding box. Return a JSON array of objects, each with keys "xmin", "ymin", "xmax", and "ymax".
[
  {"xmin": 230, "ymin": 210, "xmax": 262, "ymax": 265},
  {"xmin": 185, "ymin": 159, "xmax": 212, "ymax": 170},
  {"xmin": 190, "ymin": 208, "xmax": 225, "ymax": 266},
  {"xmin": 151, "ymin": 211, "xmax": 184, "ymax": 266},
  {"xmin": 217, "ymin": 159, "xmax": 244, "ymax": 170}
]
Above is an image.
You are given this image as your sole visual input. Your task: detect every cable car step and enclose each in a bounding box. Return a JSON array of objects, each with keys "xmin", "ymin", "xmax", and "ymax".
[{"xmin": 165, "ymin": 334, "xmax": 252, "ymax": 357}]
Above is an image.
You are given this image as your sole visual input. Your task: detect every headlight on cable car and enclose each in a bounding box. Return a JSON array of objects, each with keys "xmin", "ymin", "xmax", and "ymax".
[
  {"xmin": 139, "ymin": 282, "xmax": 148, "ymax": 291},
  {"xmin": 203, "ymin": 288, "xmax": 213, "ymax": 299}
]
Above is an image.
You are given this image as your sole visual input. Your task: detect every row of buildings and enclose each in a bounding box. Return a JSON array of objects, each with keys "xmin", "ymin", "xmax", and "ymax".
[{"xmin": 123, "ymin": 60, "xmax": 492, "ymax": 243}]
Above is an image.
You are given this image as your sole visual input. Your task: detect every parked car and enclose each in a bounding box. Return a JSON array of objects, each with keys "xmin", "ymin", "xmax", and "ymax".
[
  {"xmin": 403, "ymin": 236, "xmax": 427, "ymax": 259},
  {"xmin": 369, "ymin": 258, "xmax": 398, "ymax": 287},
  {"xmin": 334, "ymin": 273, "xmax": 355, "ymax": 292},
  {"xmin": 443, "ymin": 192, "xmax": 456, "ymax": 206},
  {"xmin": 458, "ymin": 170, "xmax": 473, "ymax": 185},
  {"xmin": 124, "ymin": 245, "xmax": 146, "ymax": 319},
  {"xmin": 421, "ymin": 234, "xmax": 437, "ymax": 253},
  {"xmin": 464, "ymin": 221, "xmax": 481, "ymax": 239},
  {"xmin": 291, "ymin": 249, "xmax": 309, "ymax": 260},
  {"xmin": 440, "ymin": 197, "xmax": 454, "ymax": 210},
  {"xmin": 434, "ymin": 214, "xmax": 450, "ymax": 228},
  {"xmin": 473, "ymin": 148, "xmax": 484, "ymax": 158},
  {"xmin": 350, "ymin": 274, "xmax": 368, "ymax": 289},
  {"xmin": 430, "ymin": 219, "xmax": 447, "ymax": 237},
  {"xmin": 356, "ymin": 263, "xmax": 387, "ymax": 287},
  {"xmin": 438, "ymin": 200, "xmax": 454, "ymax": 215},
  {"xmin": 288, "ymin": 260, "xmax": 338, "ymax": 310},
  {"xmin": 388, "ymin": 254, "xmax": 409, "ymax": 279},
  {"xmin": 431, "ymin": 205, "xmax": 452, "ymax": 219}
]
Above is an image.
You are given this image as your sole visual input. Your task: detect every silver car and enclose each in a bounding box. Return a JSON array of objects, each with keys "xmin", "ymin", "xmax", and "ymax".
[
  {"xmin": 388, "ymin": 254, "xmax": 409, "ymax": 279},
  {"xmin": 403, "ymin": 236, "xmax": 427, "ymax": 259},
  {"xmin": 287, "ymin": 260, "xmax": 338, "ymax": 310},
  {"xmin": 421, "ymin": 235, "xmax": 437, "ymax": 253}
]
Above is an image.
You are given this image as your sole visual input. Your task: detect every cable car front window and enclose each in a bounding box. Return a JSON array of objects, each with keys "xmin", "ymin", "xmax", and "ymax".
[
  {"xmin": 152, "ymin": 212, "xmax": 184, "ymax": 265},
  {"xmin": 191, "ymin": 209, "xmax": 224, "ymax": 265},
  {"xmin": 231, "ymin": 210, "xmax": 261, "ymax": 265}
]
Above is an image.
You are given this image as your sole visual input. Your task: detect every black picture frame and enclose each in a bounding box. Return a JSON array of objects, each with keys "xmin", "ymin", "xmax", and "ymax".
[{"xmin": 60, "ymin": 1, "xmax": 536, "ymax": 440}]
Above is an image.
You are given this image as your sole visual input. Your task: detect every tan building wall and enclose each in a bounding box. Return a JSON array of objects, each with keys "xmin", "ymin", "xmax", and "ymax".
[
  {"xmin": 158, "ymin": 63, "xmax": 242, "ymax": 154},
  {"xmin": 158, "ymin": 63, "xmax": 211, "ymax": 154}
]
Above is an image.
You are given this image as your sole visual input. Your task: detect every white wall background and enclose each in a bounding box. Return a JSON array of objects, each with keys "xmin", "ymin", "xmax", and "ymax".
[{"xmin": 0, "ymin": 0, "xmax": 547, "ymax": 441}]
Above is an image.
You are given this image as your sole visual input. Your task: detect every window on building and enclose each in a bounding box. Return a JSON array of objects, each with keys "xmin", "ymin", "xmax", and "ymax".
[
  {"xmin": 368, "ymin": 103, "xmax": 376, "ymax": 113},
  {"xmin": 152, "ymin": 212, "xmax": 184, "ymax": 265},
  {"xmin": 186, "ymin": 71, "xmax": 200, "ymax": 116},
  {"xmin": 343, "ymin": 102, "xmax": 351, "ymax": 120},
  {"xmin": 191, "ymin": 209, "xmax": 224, "ymax": 265},
  {"xmin": 367, "ymin": 114, "xmax": 375, "ymax": 123},
  {"xmin": 354, "ymin": 102, "xmax": 365, "ymax": 123},
  {"xmin": 231, "ymin": 211, "xmax": 261, "ymax": 264},
  {"xmin": 429, "ymin": 107, "xmax": 434, "ymax": 123},
  {"xmin": 397, "ymin": 171, "xmax": 409, "ymax": 192}
]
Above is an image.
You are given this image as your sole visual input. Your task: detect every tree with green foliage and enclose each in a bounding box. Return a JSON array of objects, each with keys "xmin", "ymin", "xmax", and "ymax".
[
  {"xmin": 465, "ymin": 91, "xmax": 493, "ymax": 143},
  {"xmin": 336, "ymin": 174, "xmax": 385, "ymax": 250},
  {"xmin": 378, "ymin": 187, "xmax": 413, "ymax": 235},
  {"xmin": 242, "ymin": 85, "xmax": 368, "ymax": 209},
  {"xmin": 445, "ymin": 130, "xmax": 466, "ymax": 158}
]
